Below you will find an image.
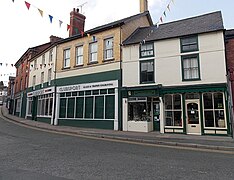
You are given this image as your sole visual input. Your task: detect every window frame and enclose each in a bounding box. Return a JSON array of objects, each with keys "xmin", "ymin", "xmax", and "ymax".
[
  {"xmin": 76, "ymin": 45, "xmax": 84, "ymax": 66},
  {"xmin": 104, "ymin": 37, "xmax": 114, "ymax": 60},
  {"xmin": 181, "ymin": 54, "xmax": 201, "ymax": 81},
  {"xmin": 139, "ymin": 59, "xmax": 155, "ymax": 84},
  {"xmin": 63, "ymin": 48, "xmax": 70, "ymax": 68},
  {"xmin": 89, "ymin": 42, "xmax": 98, "ymax": 63},
  {"xmin": 180, "ymin": 35, "xmax": 199, "ymax": 53},
  {"xmin": 49, "ymin": 49, "xmax": 53, "ymax": 62},
  {"xmin": 139, "ymin": 43, "xmax": 154, "ymax": 58}
]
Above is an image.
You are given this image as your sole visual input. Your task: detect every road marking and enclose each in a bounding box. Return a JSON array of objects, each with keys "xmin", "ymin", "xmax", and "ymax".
[{"xmin": 1, "ymin": 112, "xmax": 234, "ymax": 155}]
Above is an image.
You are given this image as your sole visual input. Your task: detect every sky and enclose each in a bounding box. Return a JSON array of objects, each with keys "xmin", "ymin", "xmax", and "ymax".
[{"xmin": 0, "ymin": 0, "xmax": 234, "ymax": 86}]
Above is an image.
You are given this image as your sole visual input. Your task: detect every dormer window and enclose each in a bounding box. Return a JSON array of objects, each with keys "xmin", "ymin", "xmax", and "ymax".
[{"xmin": 140, "ymin": 43, "xmax": 154, "ymax": 58}]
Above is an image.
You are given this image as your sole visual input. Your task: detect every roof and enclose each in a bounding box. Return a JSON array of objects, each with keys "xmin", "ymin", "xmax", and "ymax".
[
  {"xmin": 123, "ymin": 11, "xmax": 224, "ymax": 45},
  {"xmin": 225, "ymin": 29, "xmax": 234, "ymax": 39},
  {"xmin": 59, "ymin": 11, "xmax": 153, "ymax": 44},
  {"xmin": 15, "ymin": 42, "xmax": 52, "ymax": 67}
]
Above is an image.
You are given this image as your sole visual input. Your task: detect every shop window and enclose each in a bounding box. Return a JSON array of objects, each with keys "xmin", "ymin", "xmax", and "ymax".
[
  {"xmin": 76, "ymin": 97, "xmax": 84, "ymax": 118},
  {"xmin": 128, "ymin": 100, "xmax": 151, "ymax": 121},
  {"xmin": 59, "ymin": 98, "xmax": 67, "ymax": 118},
  {"xmin": 140, "ymin": 43, "xmax": 154, "ymax": 58},
  {"xmin": 67, "ymin": 98, "xmax": 75, "ymax": 118},
  {"xmin": 85, "ymin": 97, "xmax": 93, "ymax": 118},
  {"xmin": 181, "ymin": 54, "xmax": 200, "ymax": 81},
  {"xmin": 203, "ymin": 92, "xmax": 226, "ymax": 128},
  {"xmin": 49, "ymin": 98, "xmax": 53, "ymax": 116},
  {"xmin": 95, "ymin": 96, "xmax": 104, "ymax": 119},
  {"xmin": 164, "ymin": 94, "xmax": 182, "ymax": 127},
  {"xmin": 27, "ymin": 97, "xmax": 33, "ymax": 115},
  {"xmin": 140, "ymin": 60, "xmax": 154, "ymax": 84},
  {"xmin": 180, "ymin": 35, "xmax": 198, "ymax": 53},
  {"xmin": 45, "ymin": 99, "xmax": 49, "ymax": 116},
  {"xmin": 105, "ymin": 95, "xmax": 115, "ymax": 119}
]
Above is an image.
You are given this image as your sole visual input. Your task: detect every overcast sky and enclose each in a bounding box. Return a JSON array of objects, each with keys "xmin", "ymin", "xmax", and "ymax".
[{"xmin": 0, "ymin": 0, "xmax": 234, "ymax": 85}]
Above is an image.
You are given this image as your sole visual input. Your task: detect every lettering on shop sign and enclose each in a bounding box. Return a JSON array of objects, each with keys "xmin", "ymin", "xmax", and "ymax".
[
  {"xmin": 58, "ymin": 85, "xmax": 81, "ymax": 92},
  {"xmin": 57, "ymin": 80, "xmax": 118, "ymax": 93}
]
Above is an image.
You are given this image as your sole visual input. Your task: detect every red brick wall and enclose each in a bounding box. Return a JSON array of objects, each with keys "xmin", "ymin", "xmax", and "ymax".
[{"xmin": 226, "ymin": 37, "xmax": 234, "ymax": 109}]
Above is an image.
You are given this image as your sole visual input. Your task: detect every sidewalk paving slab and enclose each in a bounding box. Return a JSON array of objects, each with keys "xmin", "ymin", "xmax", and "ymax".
[{"xmin": 1, "ymin": 106, "xmax": 234, "ymax": 152}]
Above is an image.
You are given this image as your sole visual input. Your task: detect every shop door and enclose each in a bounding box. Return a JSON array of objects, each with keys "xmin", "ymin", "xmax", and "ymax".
[
  {"xmin": 186, "ymin": 100, "xmax": 201, "ymax": 135},
  {"xmin": 32, "ymin": 97, "xmax": 38, "ymax": 121},
  {"xmin": 153, "ymin": 102, "xmax": 160, "ymax": 131}
]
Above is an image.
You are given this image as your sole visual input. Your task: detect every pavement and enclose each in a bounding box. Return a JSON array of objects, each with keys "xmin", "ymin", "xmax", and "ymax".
[{"xmin": 1, "ymin": 106, "xmax": 234, "ymax": 152}]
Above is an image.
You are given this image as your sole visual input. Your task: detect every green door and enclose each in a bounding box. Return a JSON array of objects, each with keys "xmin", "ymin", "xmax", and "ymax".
[
  {"xmin": 153, "ymin": 102, "xmax": 160, "ymax": 131},
  {"xmin": 32, "ymin": 97, "xmax": 38, "ymax": 121}
]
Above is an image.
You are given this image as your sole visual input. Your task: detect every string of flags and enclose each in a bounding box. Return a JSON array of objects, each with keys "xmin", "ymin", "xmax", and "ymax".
[
  {"xmin": 141, "ymin": 0, "xmax": 175, "ymax": 44},
  {"xmin": 0, "ymin": 73, "xmax": 16, "ymax": 77},
  {"xmin": 11, "ymin": 0, "xmax": 77, "ymax": 33},
  {"xmin": 0, "ymin": 63, "xmax": 14, "ymax": 67}
]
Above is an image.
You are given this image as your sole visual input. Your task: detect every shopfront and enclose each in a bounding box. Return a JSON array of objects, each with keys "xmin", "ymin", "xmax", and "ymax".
[
  {"xmin": 122, "ymin": 86, "xmax": 162, "ymax": 133},
  {"xmin": 26, "ymin": 87, "xmax": 55, "ymax": 124},
  {"xmin": 163, "ymin": 85, "xmax": 231, "ymax": 136},
  {"xmin": 55, "ymin": 80, "xmax": 119, "ymax": 130}
]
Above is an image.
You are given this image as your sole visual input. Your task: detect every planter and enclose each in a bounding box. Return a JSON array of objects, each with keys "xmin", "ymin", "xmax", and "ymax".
[{"xmin": 127, "ymin": 121, "xmax": 153, "ymax": 132}]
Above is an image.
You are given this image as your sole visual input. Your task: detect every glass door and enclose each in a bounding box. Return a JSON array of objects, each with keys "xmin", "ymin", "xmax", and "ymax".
[{"xmin": 153, "ymin": 102, "xmax": 160, "ymax": 131}]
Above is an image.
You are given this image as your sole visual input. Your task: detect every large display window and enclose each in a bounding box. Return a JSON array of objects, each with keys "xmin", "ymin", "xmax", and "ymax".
[
  {"xmin": 203, "ymin": 92, "xmax": 226, "ymax": 128},
  {"xmin": 164, "ymin": 94, "xmax": 183, "ymax": 127}
]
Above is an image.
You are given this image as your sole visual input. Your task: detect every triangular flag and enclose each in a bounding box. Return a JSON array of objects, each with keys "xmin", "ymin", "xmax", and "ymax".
[
  {"xmin": 163, "ymin": 11, "xmax": 166, "ymax": 17},
  {"xmin": 160, "ymin": 17, "xmax": 163, "ymax": 23},
  {"xmin": 167, "ymin": 4, "xmax": 170, "ymax": 11},
  {"xmin": 49, "ymin": 15, "xmax": 53, "ymax": 23},
  {"xmin": 25, "ymin": 1, "xmax": 31, "ymax": 10},
  {"xmin": 171, "ymin": 0, "xmax": 175, "ymax": 4},
  {"xmin": 59, "ymin": 20, "xmax": 63, "ymax": 28},
  {"xmin": 12, "ymin": 0, "xmax": 14, "ymax": 3},
  {"xmin": 67, "ymin": 24, "xmax": 70, "ymax": 31},
  {"xmin": 38, "ymin": 9, "xmax": 43, "ymax": 17}
]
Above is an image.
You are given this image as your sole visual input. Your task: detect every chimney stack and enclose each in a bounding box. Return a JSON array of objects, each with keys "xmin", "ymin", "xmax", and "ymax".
[
  {"xmin": 140, "ymin": 0, "xmax": 148, "ymax": 13},
  {"xmin": 50, "ymin": 35, "xmax": 62, "ymax": 43},
  {"xmin": 69, "ymin": 8, "xmax": 86, "ymax": 37}
]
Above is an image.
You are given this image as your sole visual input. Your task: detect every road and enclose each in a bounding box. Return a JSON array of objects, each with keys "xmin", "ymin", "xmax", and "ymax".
[{"xmin": 0, "ymin": 116, "xmax": 234, "ymax": 180}]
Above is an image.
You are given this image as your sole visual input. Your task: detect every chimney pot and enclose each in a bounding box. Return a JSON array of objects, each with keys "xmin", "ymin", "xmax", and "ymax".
[{"xmin": 69, "ymin": 8, "xmax": 86, "ymax": 37}]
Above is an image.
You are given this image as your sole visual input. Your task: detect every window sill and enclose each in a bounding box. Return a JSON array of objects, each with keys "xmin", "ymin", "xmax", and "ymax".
[
  {"xmin": 140, "ymin": 81, "xmax": 155, "ymax": 84},
  {"xmin": 182, "ymin": 78, "xmax": 201, "ymax": 82},
  {"xmin": 87, "ymin": 61, "xmax": 98, "ymax": 65},
  {"xmin": 103, "ymin": 58, "xmax": 115, "ymax": 62},
  {"xmin": 74, "ymin": 64, "xmax": 84, "ymax": 68},
  {"xmin": 62, "ymin": 67, "xmax": 71, "ymax": 70}
]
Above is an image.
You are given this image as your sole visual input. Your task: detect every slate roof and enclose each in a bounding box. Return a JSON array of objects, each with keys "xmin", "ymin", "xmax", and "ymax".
[
  {"xmin": 225, "ymin": 29, "xmax": 234, "ymax": 39},
  {"xmin": 123, "ymin": 11, "xmax": 224, "ymax": 45},
  {"xmin": 59, "ymin": 11, "xmax": 153, "ymax": 44}
]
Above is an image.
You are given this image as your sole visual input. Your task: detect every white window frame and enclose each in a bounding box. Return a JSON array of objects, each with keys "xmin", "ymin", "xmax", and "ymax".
[
  {"xmin": 89, "ymin": 42, "xmax": 98, "ymax": 63},
  {"xmin": 41, "ymin": 72, "xmax": 44, "ymax": 87},
  {"xmin": 76, "ymin": 45, "xmax": 84, "ymax": 66},
  {"xmin": 104, "ymin": 37, "xmax": 113, "ymax": 60},
  {"xmin": 64, "ymin": 49, "xmax": 70, "ymax": 68},
  {"xmin": 48, "ymin": 68, "xmax": 52, "ymax": 85}
]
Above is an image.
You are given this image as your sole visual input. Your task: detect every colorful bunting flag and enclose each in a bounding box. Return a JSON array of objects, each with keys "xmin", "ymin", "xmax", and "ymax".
[
  {"xmin": 163, "ymin": 11, "xmax": 166, "ymax": 17},
  {"xmin": 49, "ymin": 15, "xmax": 53, "ymax": 23},
  {"xmin": 67, "ymin": 24, "xmax": 70, "ymax": 31},
  {"xmin": 25, "ymin": 1, "xmax": 31, "ymax": 10},
  {"xmin": 59, "ymin": 20, "xmax": 63, "ymax": 28},
  {"xmin": 160, "ymin": 17, "xmax": 163, "ymax": 23},
  {"xmin": 38, "ymin": 9, "xmax": 43, "ymax": 17},
  {"xmin": 167, "ymin": 4, "xmax": 170, "ymax": 11},
  {"xmin": 12, "ymin": 0, "xmax": 14, "ymax": 3}
]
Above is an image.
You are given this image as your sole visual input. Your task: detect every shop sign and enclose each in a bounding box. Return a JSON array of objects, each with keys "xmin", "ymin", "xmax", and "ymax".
[
  {"xmin": 27, "ymin": 87, "xmax": 55, "ymax": 97},
  {"xmin": 130, "ymin": 90, "xmax": 158, "ymax": 97},
  {"xmin": 57, "ymin": 80, "xmax": 118, "ymax": 93}
]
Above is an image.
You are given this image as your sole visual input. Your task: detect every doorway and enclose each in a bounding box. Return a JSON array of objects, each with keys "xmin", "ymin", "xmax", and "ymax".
[
  {"xmin": 153, "ymin": 101, "xmax": 160, "ymax": 131},
  {"xmin": 185, "ymin": 99, "xmax": 201, "ymax": 135}
]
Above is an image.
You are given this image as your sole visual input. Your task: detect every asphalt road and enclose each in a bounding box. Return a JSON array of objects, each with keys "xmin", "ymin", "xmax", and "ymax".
[{"xmin": 0, "ymin": 117, "xmax": 234, "ymax": 180}]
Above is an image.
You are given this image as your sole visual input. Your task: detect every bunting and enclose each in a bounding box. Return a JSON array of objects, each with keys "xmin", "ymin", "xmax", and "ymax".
[
  {"xmin": 25, "ymin": 1, "xmax": 31, "ymax": 10},
  {"xmin": 141, "ymin": 0, "xmax": 176, "ymax": 44},
  {"xmin": 49, "ymin": 15, "xmax": 53, "ymax": 23},
  {"xmin": 9, "ymin": 0, "xmax": 86, "ymax": 35},
  {"xmin": 38, "ymin": 9, "xmax": 43, "ymax": 17}
]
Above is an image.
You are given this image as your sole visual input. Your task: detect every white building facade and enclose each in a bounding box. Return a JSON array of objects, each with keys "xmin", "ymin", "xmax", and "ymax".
[{"xmin": 122, "ymin": 11, "xmax": 232, "ymax": 136}]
